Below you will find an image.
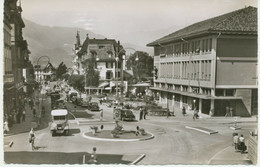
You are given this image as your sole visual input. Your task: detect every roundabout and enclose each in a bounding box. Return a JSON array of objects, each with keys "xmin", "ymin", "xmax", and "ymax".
[{"xmin": 82, "ymin": 130, "xmax": 155, "ymax": 142}]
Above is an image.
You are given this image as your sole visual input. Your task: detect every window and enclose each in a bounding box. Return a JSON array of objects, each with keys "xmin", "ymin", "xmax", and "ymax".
[
  {"xmin": 215, "ymin": 89, "xmax": 224, "ymax": 96},
  {"xmin": 226, "ymin": 89, "xmax": 235, "ymax": 96},
  {"xmin": 106, "ymin": 71, "xmax": 113, "ymax": 79},
  {"xmin": 106, "ymin": 62, "xmax": 113, "ymax": 68}
]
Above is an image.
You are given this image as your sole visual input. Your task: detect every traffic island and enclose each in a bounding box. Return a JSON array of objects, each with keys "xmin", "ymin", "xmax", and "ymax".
[
  {"xmin": 82, "ymin": 130, "xmax": 154, "ymax": 142},
  {"xmin": 185, "ymin": 126, "xmax": 218, "ymax": 135}
]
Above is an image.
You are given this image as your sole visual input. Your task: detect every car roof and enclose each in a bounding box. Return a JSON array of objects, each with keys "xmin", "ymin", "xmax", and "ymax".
[{"xmin": 51, "ymin": 109, "xmax": 68, "ymax": 116}]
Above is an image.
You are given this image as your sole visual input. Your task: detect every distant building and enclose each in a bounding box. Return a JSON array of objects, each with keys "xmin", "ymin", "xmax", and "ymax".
[
  {"xmin": 34, "ymin": 62, "xmax": 56, "ymax": 82},
  {"xmin": 147, "ymin": 6, "xmax": 257, "ymax": 116}
]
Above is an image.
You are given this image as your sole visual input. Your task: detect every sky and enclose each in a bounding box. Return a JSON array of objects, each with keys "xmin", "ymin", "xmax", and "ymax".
[{"xmin": 20, "ymin": 0, "xmax": 257, "ymax": 46}]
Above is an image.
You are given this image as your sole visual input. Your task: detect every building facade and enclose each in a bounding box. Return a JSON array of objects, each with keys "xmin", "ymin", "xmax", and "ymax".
[
  {"xmin": 4, "ymin": 0, "xmax": 15, "ymax": 115},
  {"xmin": 147, "ymin": 6, "xmax": 257, "ymax": 117},
  {"xmin": 76, "ymin": 34, "xmax": 126, "ymax": 92}
]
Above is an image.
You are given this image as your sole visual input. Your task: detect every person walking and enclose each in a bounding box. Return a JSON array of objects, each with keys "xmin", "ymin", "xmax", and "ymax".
[
  {"xmin": 225, "ymin": 106, "xmax": 230, "ymax": 117},
  {"xmin": 3, "ymin": 120, "xmax": 9, "ymax": 134},
  {"xmin": 22, "ymin": 108, "xmax": 26, "ymax": 122},
  {"xmin": 143, "ymin": 108, "xmax": 148, "ymax": 120},
  {"xmin": 238, "ymin": 134, "xmax": 246, "ymax": 153},
  {"xmin": 182, "ymin": 106, "xmax": 186, "ymax": 116},
  {"xmin": 233, "ymin": 133, "xmax": 239, "ymax": 151},
  {"xmin": 100, "ymin": 109, "xmax": 103, "ymax": 121},
  {"xmin": 193, "ymin": 107, "xmax": 199, "ymax": 120},
  {"xmin": 230, "ymin": 107, "xmax": 234, "ymax": 117},
  {"xmin": 29, "ymin": 128, "xmax": 36, "ymax": 150},
  {"xmin": 32, "ymin": 107, "xmax": 36, "ymax": 118},
  {"xmin": 89, "ymin": 147, "xmax": 97, "ymax": 163},
  {"xmin": 139, "ymin": 107, "xmax": 143, "ymax": 120}
]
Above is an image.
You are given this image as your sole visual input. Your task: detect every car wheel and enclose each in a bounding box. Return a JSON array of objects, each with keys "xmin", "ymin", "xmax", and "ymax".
[{"xmin": 51, "ymin": 131, "xmax": 55, "ymax": 137}]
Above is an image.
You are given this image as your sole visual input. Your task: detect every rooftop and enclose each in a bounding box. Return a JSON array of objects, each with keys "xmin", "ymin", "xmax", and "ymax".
[{"xmin": 147, "ymin": 6, "xmax": 257, "ymax": 46}]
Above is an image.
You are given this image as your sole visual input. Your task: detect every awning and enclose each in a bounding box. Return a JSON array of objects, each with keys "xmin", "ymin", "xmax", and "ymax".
[
  {"xmin": 98, "ymin": 82, "xmax": 109, "ymax": 88},
  {"xmin": 130, "ymin": 83, "xmax": 151, "ymax": 87},
  {"xmin": 150, "ymin": 87, "xmax": 243, "ymax": 100}
]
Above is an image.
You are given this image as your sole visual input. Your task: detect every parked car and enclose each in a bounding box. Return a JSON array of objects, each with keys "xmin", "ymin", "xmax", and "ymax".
[
  {"xmin": 72, "ymin": 97, "xmax": 83, "ymax": 106},
  {"xmin": 89, "ymin": 102, "xmax": 100, "ymax": 111},
  {"xmin": 113, "ymin": 108, "xmax": 136, "ymax": 121},
  {"xmin": 81, "ymin": 101, "xmax": 91, "ymax": 108}
]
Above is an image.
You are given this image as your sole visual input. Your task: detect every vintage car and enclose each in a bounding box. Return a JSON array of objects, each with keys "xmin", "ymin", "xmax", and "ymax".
[
  {"xmin": 50, "ymin": 109, "xmax": 69, "ymax": 136},
  {"xmin": 72, "ymin": 97, "xmax": 83, "ymax": 106},
  {"xmin": 89, "ymin": 102, "xmax": 100, "ymax": 111},
  {"xmin": 113, "ymin": 108, "xmax": 136, "ymax": 121},
  {"xmin": 81, "ymin": 100, "xmax": 91, "ymax": 108}
]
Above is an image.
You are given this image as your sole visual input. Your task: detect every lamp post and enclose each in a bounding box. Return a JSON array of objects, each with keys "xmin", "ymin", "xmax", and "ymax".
[
  {"xmin": 115, "ymin": 56, "xmax": 119, "ymax": 98},
  {"xmin": 116, "ymin": 47, "xmax": 137, "ymax": 99}
]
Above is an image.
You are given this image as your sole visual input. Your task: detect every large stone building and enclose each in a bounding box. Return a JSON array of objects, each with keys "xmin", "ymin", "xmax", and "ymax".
[
  {"xmin": 3, "ymin": 0, "xmax": 33, "ymax": 115},
  {"xmin": 74, "ymin": 33, "xmax": 127, "ymax": 93},
  {"xmin": 147, "ymin": 6, "xmax": 257, "ymax": 117}
]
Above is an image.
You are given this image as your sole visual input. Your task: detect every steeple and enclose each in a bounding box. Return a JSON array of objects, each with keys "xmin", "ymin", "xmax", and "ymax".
[{"xmin": 76, "ymin": 30, "xmax": 81, "ymax": 47}]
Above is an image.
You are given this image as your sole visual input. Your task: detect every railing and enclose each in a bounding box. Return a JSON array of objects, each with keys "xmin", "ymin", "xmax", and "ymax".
[{"xmin": 248, "ymin": 133, "xmax": 258, "ymax": 165}]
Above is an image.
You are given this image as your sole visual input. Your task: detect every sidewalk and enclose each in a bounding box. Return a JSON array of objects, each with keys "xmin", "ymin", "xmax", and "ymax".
[
  {"xmin": 4, "ymin": 92, "xmax": 51, "ymax": 136},
  {"xmin": 209, "ymin": 145, "xmax": 252, "ymax": 165}
]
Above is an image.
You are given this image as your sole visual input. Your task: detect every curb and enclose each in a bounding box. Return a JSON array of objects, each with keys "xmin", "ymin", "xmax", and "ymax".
[
  {"xmin": 82, "ymin": 131, "xmax": 155, "ymax": 142},
  {"xmin": 130, "ymin": 154, "xmax": 146, "ymax": 165},
  {"xmin": 185, "ymin": 126, "xmax": 218, "ymax": 135}
]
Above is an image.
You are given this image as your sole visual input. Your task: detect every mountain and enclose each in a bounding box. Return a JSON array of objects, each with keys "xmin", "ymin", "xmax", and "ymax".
[
  {"xmin": 23, "ymin": 19, "xmax": 155, "ymax": 68},
  {"xmin": 23, "ymin": 18, "xmax": 106, "ymax": 67}
]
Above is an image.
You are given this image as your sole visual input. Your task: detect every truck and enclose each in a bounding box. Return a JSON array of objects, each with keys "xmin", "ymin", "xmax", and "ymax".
[{"xmin": 50, "ymin": 109, "xmax": 69, "ymax": 136}]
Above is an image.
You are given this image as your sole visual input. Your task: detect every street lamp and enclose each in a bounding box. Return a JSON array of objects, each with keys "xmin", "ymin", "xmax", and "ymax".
[{"xmin": 115, "ymin": 56, "xmax": 119, "ymax": 98}]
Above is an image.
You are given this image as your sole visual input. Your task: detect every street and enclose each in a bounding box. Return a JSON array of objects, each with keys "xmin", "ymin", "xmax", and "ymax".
[{"xmin": 4, "ymin": 83, "xmax": 257, "ymax": 165}]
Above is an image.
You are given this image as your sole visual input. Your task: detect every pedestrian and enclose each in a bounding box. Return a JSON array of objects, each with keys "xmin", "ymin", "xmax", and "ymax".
[
  {"xmin": 89, "ymin": 147, "xmax": 97, "ymax": 163},
  {"xmin": 233, "ymin": 133, "xmax": 239, "ymax": 151},
  {"xmin": 29, "ymin": 98, "xmax": 34, "ymax": 110},
  {"xmin": 100, "ymin": 109, "xmax": 103, "ymax": 121},
  {"xmin": 225, "ymin": 106, "xmax": 230, "ymax": 117},
  {"xmin": 193, "ymin": 107, "xmax": 199, "ymax": 120},
  {"xmin": 139, "ymin": 107, "xmax": 143, "ymax": 120},
  {"xmin": 167, "ymin": 109, "xmax": 171, "ymax": 118},
  {"xmin": 29, "ymin": 128, "xmax": 36, "ymax": 150},
  {"xmin": 182, "ymin": 106, "xmax": 186, "ymax": 116},
  {"xmin": 238, "ymin": 134, "xmax": 246, "ymax": 153},
  {"xmin": 33, "ymin": 107, "xmax": 36, "ymax": 118},
  {"xmin": 3, "ymin": 120, "xmax": 9, "ymax": 134},
  {"xmin": 22, "ymin": 109, "xmax": 26, "ymax": 122},
  {"xmin": 41, "ymin": 106, "xmax": 45, "ymax": 116},
  {"xmin": 99, "ymin": 98, "xmax": 103, "ymax": 105},
  {"xmin": 230, "ymin": 107, "xmax": 233, "ymax": 117},
  {"xmin": 144, "ymin": 108, "xmax": 148, "ymax": 120}
]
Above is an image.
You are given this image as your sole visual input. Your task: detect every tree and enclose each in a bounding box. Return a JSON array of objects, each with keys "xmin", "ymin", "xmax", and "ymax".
[
  {"xmin": 56, "ymin": 62, "xmax": 67, "ymax": 79},
  {"xmin": 85, "ymin": 53, "xmax": 100, "ymax": 87},
  {"xmin": 126, "ymin": 51, "xmax": 154, "ymax": 82}
]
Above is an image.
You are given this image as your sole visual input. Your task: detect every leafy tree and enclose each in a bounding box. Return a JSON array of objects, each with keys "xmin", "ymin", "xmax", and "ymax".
[
  {"xmin": 56, "ymin": 62, "xmax": 67, "ymax": 79},
  {"xmin": 68, "ymin": 75, "xmax": 85, "ymax": 91},
  {"xmin": 85, "ymin": 54, "xmax": 100, "ymax": 87},
  {"xmin": 126, "ymin": 51, "xmax": 154, "ymax": 82}
]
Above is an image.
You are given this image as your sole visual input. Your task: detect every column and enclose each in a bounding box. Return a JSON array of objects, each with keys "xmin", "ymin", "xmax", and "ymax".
[
  {"xmin": 180, "ymin": 95, "xmax": 183, "ymax": 109},
  {"xmin": 199, "ymin": 98, "xmax": 202, "ymax": 114},
  {"xmin": 210, "ymin": 99, "xmax": 215, "ymax": 116}
]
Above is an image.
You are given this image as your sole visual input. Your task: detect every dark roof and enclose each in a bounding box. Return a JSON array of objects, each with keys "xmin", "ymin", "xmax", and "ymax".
[
  {"xmin": 78, "ymin": 38, "xmax": 119, "ymax": 56},
  {"xmin": 147, "ymin": 6, "xmax": 257, "ymax": 46}
]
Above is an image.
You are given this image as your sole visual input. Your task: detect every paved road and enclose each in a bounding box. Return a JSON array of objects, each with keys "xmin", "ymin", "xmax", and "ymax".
[{"xmin": 4, "ymin": 83, "xmax": 257, "ymax": 165}]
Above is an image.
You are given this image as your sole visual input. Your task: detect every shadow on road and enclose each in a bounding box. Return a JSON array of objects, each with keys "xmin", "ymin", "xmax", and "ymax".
[
  {"xmin": 34, "ymin": 146, "xmax": 47, "ymax": 150},
  {"xmin": 5, "ymin": 151, "xmax": 133, "ymax": 164}
]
